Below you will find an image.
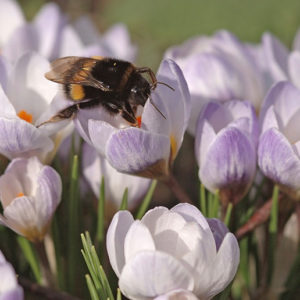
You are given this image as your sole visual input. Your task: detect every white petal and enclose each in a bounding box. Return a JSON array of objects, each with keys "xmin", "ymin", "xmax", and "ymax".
[
  {"xmin": 124, "ymin": 220, "xmax": 156, "ymax": 262},
  {"xmin": 154, "ymin": 289, "xmax": 199, "ymax": 300},
  {"xmin": 106, "ymin": 211, "xmax": 134, "ymax": 277},
  {"xmin": 288, "ymin": 51, "xmax": 300, "ymax": 89},
  {"xmin": 119, "ymin": 251, "xmax": 194, "ymax": 300},
  {"xmin": 0, "ymin": 84, "xmax": 15, "ymax": 117},
  {"xmin": 59, "ymin": 25, "xmax": 83, "ymax": 57},
  {"xmin": 141, "ymin": 207, "xmax": 169, "ymax": 235}
]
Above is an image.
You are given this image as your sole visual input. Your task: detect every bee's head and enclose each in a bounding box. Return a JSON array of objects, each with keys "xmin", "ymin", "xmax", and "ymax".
[{"xmin": 129, "ymin": 74, "xmax": 152, "ymax": 107}]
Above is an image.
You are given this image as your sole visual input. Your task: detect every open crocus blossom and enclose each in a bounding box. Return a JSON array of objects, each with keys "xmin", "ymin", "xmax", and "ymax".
[
  {"xmin": 75, "ymin": 59, "xmax": 190, "ymax": 179},
  {"xmin": 82, "ymin": 142, "xmax": 151, "ymax": 210},
  {"xmin": 195, "ymin": 100, "xmax": 258, "ymax": 204},
  {"xmin": 165, "ymin": 30, "xmax": 269, "ymax": 134},
  {"xmin": 106, "ymin": 203, "xmax": 240, "ymax": 300},
  {"xmin": 0, "ymin": 157, "xmax": 62, "ymax": 242},
  {"xmin": 258, "ymin": 81, "xmax": 300, "ymax": 200},
  {"xmin": 0, "ymin": 251, "xmax": 23, "ymax": 299},
  {"xmin": 0, "ymin": 53, "xmax": 73, "ymax": 163}
]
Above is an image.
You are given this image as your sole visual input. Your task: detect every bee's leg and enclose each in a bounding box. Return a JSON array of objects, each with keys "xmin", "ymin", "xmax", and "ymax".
[
  {"xmin": 136, "ymin": 67, "xmax": 157, "ymax": 89},
  {"xmin": 36, "ymin": 104, "xmax": 79, "ymax": 128}
]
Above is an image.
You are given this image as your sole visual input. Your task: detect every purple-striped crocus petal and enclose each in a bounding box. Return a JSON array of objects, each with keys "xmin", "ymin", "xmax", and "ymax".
[
  {"xmin": 34, "ymin": 2, "xmax": 66, "ymax": 59},
  {"xmin": 200, "ymin": 127, "xmax": 256, "ymax": 203},
  {"xmin": 124, "ymin": 221, "xmax": 156, "ymax": 262},
  {"xmin": 0, "ymin": 0, "xmax": 24, "ymax": 47},
  {"xmin": 0, "ymin": 118, "xmax": 54, "ymax": 161},
  {"xmin": 262, "ymin": 33, "xmax": 289, "ymax": 81},
  {"xmin": 2, "ymin": 24, "xmax": 39, "ymax": 63},
  {"xmin": 206, "ymin": 218, "xmax": 229, "ymax": 251},
  {"xmin": 154, "ymin": 289, "xmax": 198, "ymax": 300},
  {"xmin": 288, "ymin": 51, "xmax": 300, "ymax": 89},
  {"xmin": 106, "ymin": 127, "xmax": 171, "ymax": 178},
  {"xmin": 142, "ymin": 59, "xmax": 190, "ymax": 158},
  {"xmin": 258, "ymin": 128, "xmax": 300, "ymax": 193},
  {"xmin": 35, "ymin": 166, "xmax": 62, "ymax": 229},
  {"xmin": 203, "ymin": 233, "xmax": 239, "ymax": 300},
  {"xmin": 260, "ymin": 81, "xmax": 300, "ymax": 130},
  {"xmin": 119, "ymin": 251, "xmax": 194, "ymax": 300},
  {"xmin": 106, "ymin": 211, "xmax": 134, "ymax": 277}
]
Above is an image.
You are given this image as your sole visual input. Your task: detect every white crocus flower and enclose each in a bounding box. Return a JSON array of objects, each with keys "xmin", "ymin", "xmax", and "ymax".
[
  {"xmin": 0, "ymin": 251, "xmax": 23, "ymax": 299},
  {"xmin": 107, "ymin": 203, "xmax": 240, "ymax": 300},
  {"xmin": 0, "ymin": 157, "xmax": 62, "ymax": 242}
]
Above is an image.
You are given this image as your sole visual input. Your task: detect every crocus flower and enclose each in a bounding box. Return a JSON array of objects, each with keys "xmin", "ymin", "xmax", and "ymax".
[
  {"xmin": 0, "ymin": 0, "xmax": 136, "ymax": 62},
  {"xmin": 0, "ymin": 251, "xmax": 23, "ymax": 299},
  {"xmin": 195, "ymin": 100, "xmax": 258, "ymax": 204},
  {"xmin": 258, "ymin": 81, "xmax": 300, "ymax": 199},
  {"xmin": 262, "ymin": 31, "xmax": 300, "ymax": 88},
  {"xmin": 106, "ymin": 203, "xmax": 240, "ymax": 300},
  {"xmin": 0, "ymin": 53, "xmax": 72, "ymax": 163},
  {"xmin": 75, "ymin": 59, "xmax": 190, "ymax": 179},
  {"xmin": 82, "ymin": 142, "xmax": 151, "ymax": 210},
  {"xmin": 165, "ymin": 30, "xmax": 269, "ymax": 134},
  {"xmin": 0, "ymin": 156, "xmax": 62, "ymax": 242}
]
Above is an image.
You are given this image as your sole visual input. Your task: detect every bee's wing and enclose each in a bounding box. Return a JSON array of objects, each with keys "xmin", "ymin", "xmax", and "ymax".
[{"xmin": 45, "ymin": 56, "xmax": 111, "ymax": 91}]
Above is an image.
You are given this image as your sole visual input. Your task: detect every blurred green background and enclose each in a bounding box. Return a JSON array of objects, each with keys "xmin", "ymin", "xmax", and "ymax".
[{"xmin": 18, "ymin": 0, "xmax": 300, "ymax": 69}]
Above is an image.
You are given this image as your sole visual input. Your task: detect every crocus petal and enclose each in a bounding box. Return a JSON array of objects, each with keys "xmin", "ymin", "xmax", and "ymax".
[
  {"xmin": 205, "ymin": 233, "xmax": 239, "ymax": 299},
  {"xmin": 262, "ymin": 33, "xmax": 289, "ymax": 81},
  {"xmin": 293, "ymin": 28, "xmax": 300, "ymax": 51},
  {"xmin": 34, "ymin": 2, "xmax": 66, "ymax": 59},
  {"xmin": 200, "ymin": 127, "xmax": 256, "ymax": 202},
  {"xmin": 0, "ymin": 0, "xmax": 24, "ymax": 46},
  {"xmin": 106, "ymin": 128, "xmax": 171, "ymax": 178},
  {"xmin": 2, "ymin": 24, "xmax": 39, "ymax": 63},
  {"xmin": 106, "ymin": 211, "xmax": 134, "ymax": 277},
  {"xmin": 72, "ymin": 16, "xmax": 100, "ymax": 45},
  {"xmin": 154, "ymin": 289, "xmax": 199, "ymax": 300},
  {"xmin": 7, "ymin": 53, "xmax": 57, "ymax": 121},
  {"xmin": 288, "ymin": 51, "xmax": 300, "ymax": 89},
  {"xmin": 124, "ymin": 221, "xmax": 156, "ymax": 262},
  {"xmin": 0, "ymin": 85, "xmax": 16, "ymax": 118},
  {"xmin": 258, "ymin": 128, "xmax": 300, "ymax": 192},
  {"xmin": 59, "ymin": 25, "xmax": 83, "ymax": 57},
  {"xmin": 141, "ymin": 207, "xmax": 169, "ymax": 235},
  {"xmin": 0, "ymin": 118, "xmax": 54, "ymax": 160},
  {"xmin": 119, "ymin": 251, "xmax": 194, "ymax": 300},
  {"xmin": 0, "ymin": 56, "xmax": 11, "ymax": 91}
]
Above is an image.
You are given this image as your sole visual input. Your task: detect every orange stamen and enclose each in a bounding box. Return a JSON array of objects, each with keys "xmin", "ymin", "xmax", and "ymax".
[
  {"xmin": 17, "ymin": 192, "xmax": 24, "ymax": 197},
  {"xmin": 18, "ymin": 110, "xmax": 33, "ymax": 123},
  {"xmin": 137, "ymin": 116, "xmax": 142, "ymax": 128}
]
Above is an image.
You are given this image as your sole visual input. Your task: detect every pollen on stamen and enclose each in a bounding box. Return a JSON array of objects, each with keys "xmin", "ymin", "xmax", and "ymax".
[
  {"xmin": 17, "ymin": 192, "xmax": 24, "ymax": 197},
  {"xmin": 18, "ymin": 110, "xmax": 33, "ymax": 123},
  {"xmin": 136, "ymin": 116, "xmax": 142, "ymax": 128}
]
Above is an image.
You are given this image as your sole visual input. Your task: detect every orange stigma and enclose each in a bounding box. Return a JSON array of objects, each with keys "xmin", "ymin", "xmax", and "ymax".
[
  {"xmin": 18, "ymin": 110, "xmax": 33, "ymax": 123},
  {"xmin": 136, "ymin": 116, "xmax": 142, "ymax": 128},
  {"xmin": 17, "ymin": 192, "xmax": 24, "ymax": 197}
]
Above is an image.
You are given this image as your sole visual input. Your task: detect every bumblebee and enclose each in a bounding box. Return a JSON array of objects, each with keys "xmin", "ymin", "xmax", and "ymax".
[{"xmin": 38, "ymin": 56, "xmax": 173, "ymax": 127}]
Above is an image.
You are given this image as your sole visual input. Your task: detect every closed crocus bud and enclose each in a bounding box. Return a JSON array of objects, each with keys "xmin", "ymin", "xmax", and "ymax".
[
  {"xmin": 82, "ymin": 142, "xmax": 151, "ymax": 211},
  {"xmin": 165, "ymin": 30, "xmax": 268, "ymax": 134},
  {"xmin": 195, "ymin": 100, "xmax": 258, "ymax": 204},
  {"xmin": 106, "ymin": 203, "xmax": 240, "ymax": 300},
  {"xmin": 0, "ymin": 251, "xmax": 24, "ymax": 300},
  {"xmin": 258, "ymin": 81, "xmax": 300, "ymax": 200},
  {"xmin": 75, "ymin": 59, "xmax": 190, "ymax": 179},
  {"xmin": 0, "ymin": 157, "xmax": 62, "ymax": 242}
]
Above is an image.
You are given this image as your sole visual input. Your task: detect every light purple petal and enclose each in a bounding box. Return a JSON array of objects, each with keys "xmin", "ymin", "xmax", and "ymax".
[
  {"xmin": 106, "ymin": 127, "xmax": 171, "ymax": 178},
  {"xmin": 34, "ymin": 2, "xmax": 66, "ymax": 59},
  {"xmin": 292, "ymin": 28, "xmax": 300, "ymax": 51},
  {"xmin": 206, "ymin": 218, "xmax": 229, "ymax": 251},
  {"xmin": 106, "ymin": 211, "xmax": 134, "ymax": 277},
  {"xmin": 124, "ymin": 221, "xmax": 156, "ymax": 262},
  {"xmin": 0, "ymin": 118, "xmax": 54, "ymax": 161},
  {"xmin": 59, "ymin": 25, "xmax": 83, "ymax": 57},
  {"xmin": 258, "ymin": 128, "xmax": 300, "ymax": 191},
  {"xmin": 288, "ymin": 51, "xmax": 300, "ymax": 89},
  {"xmin": 0, "ymin": 0, "xmax": 24, "ymax": 46},
  {"xmin": 154, "ymin": 289, "xmax": 198, "ymax": 300},
  {"xmin": 0, "ymin": 85, "xmax": 16, "ymax": 117},
  {"xmin": 0, "ymin": 56, "xmax": 11, "ymax": 91},
  {"xmin": 119, "ymin": 251, "xmax": 194, "ymax": 299},
  {"xmin": 262, "ymin": 33, "xmax": 289, "ymax": 81},
  {"xmin": 73, "ymin": 16, "xmax": 100, "ymax": 45},
  {"xmin": 2, "ymin": 24, "xmax": 39, "ymax": 63},
  {"xmin": 200, "ymin": 127, "xmax": 256, "ymax": 201}
]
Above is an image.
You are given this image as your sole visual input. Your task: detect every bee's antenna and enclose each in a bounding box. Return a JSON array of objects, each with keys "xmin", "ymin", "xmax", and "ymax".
[
  {"xmin": 156, "ymin": 81, "xmax": 175, "ymax": 91},
  {"xmin": 149, "ymin": 98, "xmax": 166, "ymax": 119}
]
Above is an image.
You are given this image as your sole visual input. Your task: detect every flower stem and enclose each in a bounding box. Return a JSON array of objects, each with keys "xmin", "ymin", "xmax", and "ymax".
[
  {"xmin": 163, "ymin": 172, "xmax": 193, "ymax": 204},
  {"xmin": 35, "ymin": 240, "xmax": 57, "ymax": 288}
]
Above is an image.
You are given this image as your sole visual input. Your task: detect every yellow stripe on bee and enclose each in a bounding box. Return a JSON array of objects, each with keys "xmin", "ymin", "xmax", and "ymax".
[
  {"xmin": 70, "ymin": 84, "xmax": 85, "ymax": 101},
  {"xmin": 91, "ymin": 56, "xmax": 104, "ymax": 60}
]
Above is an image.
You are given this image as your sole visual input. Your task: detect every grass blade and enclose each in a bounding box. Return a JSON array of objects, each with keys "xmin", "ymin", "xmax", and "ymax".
[
  {"xmin": 136, "ymin": 180, "xmax": 157, "ymax": 219},
  {"xmin": 120, "ymin": 188, "xmax": 128, "ymax": 210}
]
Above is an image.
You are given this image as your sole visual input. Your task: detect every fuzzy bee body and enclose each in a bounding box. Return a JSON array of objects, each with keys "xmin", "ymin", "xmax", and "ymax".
[{"xmin": 39, "ymin": 56, "xmax": 168, "ymax": 127}]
